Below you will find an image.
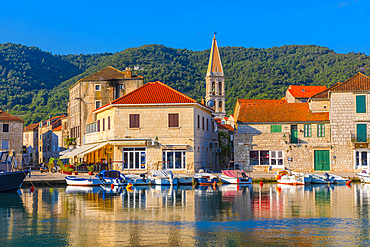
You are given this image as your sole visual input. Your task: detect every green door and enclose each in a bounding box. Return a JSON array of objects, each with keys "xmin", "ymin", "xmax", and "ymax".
[
  {"xmin": 357, "ymin": 124, "xmax": 367, "ymax": 142},
  {"xmin": 291, "ymin": 125, "xmax": 298, "ymax": 143},
  {"xmin": 314, "ymin": 150, "xmax": 330, "ymax": 171}
]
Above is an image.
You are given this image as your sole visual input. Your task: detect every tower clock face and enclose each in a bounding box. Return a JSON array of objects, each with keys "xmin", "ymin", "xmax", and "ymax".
[{"xmin": 207, "ymin": 100, "xmax": 214, "ymax": 108}]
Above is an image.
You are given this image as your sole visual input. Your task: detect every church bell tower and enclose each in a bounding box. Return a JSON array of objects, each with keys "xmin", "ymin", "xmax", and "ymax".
[{"xmin": 205, "ymin": 35, "xmax": 225, "ymax": 118}]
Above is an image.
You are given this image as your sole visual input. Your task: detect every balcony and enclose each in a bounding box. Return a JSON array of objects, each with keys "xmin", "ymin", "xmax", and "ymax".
[
  {"xmin": 86, "ymin": 122, "xmax": 97, "ymax": 134},
  {"xmin": 351, "ymin": 134, "xmax": 370, "ymax": 148}
]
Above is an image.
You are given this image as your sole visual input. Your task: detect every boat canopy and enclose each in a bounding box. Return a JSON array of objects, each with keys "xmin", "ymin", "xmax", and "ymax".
[{"xmin": 221, "ymin": 170, "xmax": 247, "ymax": 178}]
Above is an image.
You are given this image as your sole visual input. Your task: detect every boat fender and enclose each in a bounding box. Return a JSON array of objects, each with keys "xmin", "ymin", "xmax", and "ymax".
[
  {"xmin": 260, "ymin": 181, "xmax": 263, "ymax": 187},
  {"xmin": 30, "ymin": 186, "xmax": 34, "ymax": 193},
  {"xmin": 346, "ymin": 180, "xmax": 352, "ymax": 186},
  {"xmin": 111, "ymin": 183, "xmax": 114, "ymax": 189},
  {"xmin": 275, "ymin": 175, "xmax": 281, "ymax": 180},
  {"xmin": 237, "ymin": 178, "xmax": 240, "ymax": 183},
  {"xmin": 127, "ymin": 183, "xmax": 133, "ymax": 189},
  {"xmin": 213, "ymin": 181, "xmax": 217, "ymax": 186}
]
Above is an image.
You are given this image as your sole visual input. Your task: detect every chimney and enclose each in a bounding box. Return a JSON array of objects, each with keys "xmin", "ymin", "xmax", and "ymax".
[
  {"xmin": 124, "ymin": 67, "xmax": 132, "ymax": 78},
  {"xmin": 201, "ymin": 99, "xmax": 205, "ymax": 105}
]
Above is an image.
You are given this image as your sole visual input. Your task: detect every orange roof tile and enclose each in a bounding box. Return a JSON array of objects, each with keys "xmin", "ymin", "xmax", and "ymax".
[
  {"xmin": 312, "ymin": 73, "xmax": 370, "ymax": 99},
  {"xmin": 24, "ymin": 123, "xmax": 39, "ymax": 131},
  {"xmin": 219, "ymin": 124, "xmax": 234, "ymax": 131},
  {"xmin": 237, "ymin": 100, "xmax": 328, "ymax": 123},
  {"xmin": 288, "ymin": 85, "xmax": 327, "ymax": 98},
  {"xmin": 79, "ymin": 66, "xmax": 130, "ymax": 82},
  {"xmin": 0, "ymin": 110, "xmax": 24, "ymax": 122},
  {"xmin": 52, "ymin": 125, "xmax": 62, "ymax": 131}
]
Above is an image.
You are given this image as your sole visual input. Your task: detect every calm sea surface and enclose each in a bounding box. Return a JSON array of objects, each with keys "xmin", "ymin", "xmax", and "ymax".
[{"xmin": 1, "ymin": 183, "xmax": 370, "ymax": 246}]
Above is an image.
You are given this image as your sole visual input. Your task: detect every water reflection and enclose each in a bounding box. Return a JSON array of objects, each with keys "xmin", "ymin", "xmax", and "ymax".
[{"xmin": 2, "ymin": 184, "xmax": 370, "ymax": 245}]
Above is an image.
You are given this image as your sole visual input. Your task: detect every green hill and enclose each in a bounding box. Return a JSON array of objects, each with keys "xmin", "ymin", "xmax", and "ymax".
[{"xmin": 1, "ymin": 43, "xmax": 370, "ymax": 125}]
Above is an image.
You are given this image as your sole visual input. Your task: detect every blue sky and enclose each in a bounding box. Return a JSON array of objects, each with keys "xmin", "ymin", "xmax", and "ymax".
[{"xmin": 0, "ymin": 0, "xmax": 368, "ymax": 55}]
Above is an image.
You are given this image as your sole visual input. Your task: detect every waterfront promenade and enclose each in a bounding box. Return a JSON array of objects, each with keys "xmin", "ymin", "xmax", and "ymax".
[{"xmin": 22, "ymin": 170, "xmax": 360, "ymax": 186}]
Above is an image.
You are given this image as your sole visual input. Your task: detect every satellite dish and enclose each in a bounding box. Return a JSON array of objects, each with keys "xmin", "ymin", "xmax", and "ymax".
[{"xmin": 207, "ymin": 100, "xmax": 214, "ymax": 108}]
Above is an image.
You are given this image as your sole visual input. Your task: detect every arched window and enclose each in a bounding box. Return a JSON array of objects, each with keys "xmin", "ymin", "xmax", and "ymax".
[
  {"xmin": 219, "ymin": 101, "xmax": 223, "ymax": 111},
  {"xmin": 212, "ymin": 81, "xmax": 215, "ymax": 95},
  {"xmin": 215, "ymin": 66, "xmax": 218, "ymax": 72}
]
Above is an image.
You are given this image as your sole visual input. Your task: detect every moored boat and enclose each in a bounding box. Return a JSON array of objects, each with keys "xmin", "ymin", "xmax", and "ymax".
[
  {"xmin": 219, "ymin": 170, "xmax": 252, "ymax": 184},
  {"xmin": 311, "ymin": 173, "xmax": 335, "ymax": 184},
  {"xmin": 96, "ymin": 170, "xmax": 127, "ymax": 186},
  {"xmin": 149, "ymin": 170, "xmax": 178, "ymax": 185},
  {"xmin": 124, "ymin": 173, "xmax": 152, "ymax": 186},
  {"xmin": 0, "ymin": 150, "xmax": 29, "ymax": 192},
  {"xmin": 357, "ymin": 169, "xmax": 370, "ymax": 183},
  {"xmin": 193, "ymin": 172, "xmax": 218, "ymax": 185},
  {"xmin": 329, "ymin": 174, "xmax": 351, "ymax": 184},
  {"xmin": 275, "ymin": 170, "xmax": 308, "ymax": 185},
  {"xmin": 65, "ymin": 176, "xmax": 104, "ymax": 186}
]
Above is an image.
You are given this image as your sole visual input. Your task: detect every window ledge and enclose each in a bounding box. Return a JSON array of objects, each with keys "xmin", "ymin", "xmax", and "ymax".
[
  {"xmin": 129, "ymin": 128, "xmax": 141, "ymax": 130},
  {"xmin": 168, "ymin": 127, "xmax": 180, "ymax": 129}
]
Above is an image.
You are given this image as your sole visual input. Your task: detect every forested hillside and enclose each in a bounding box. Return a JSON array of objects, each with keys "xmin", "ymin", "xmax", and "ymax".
[{"xmin": 1, "ymin": 43, "xmax": 370, "ymax": 125}]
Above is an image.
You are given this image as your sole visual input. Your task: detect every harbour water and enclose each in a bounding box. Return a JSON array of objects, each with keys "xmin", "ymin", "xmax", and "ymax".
[{"xmin": 1, "ymin": 183, "xmax": 370, "ymax": 246}]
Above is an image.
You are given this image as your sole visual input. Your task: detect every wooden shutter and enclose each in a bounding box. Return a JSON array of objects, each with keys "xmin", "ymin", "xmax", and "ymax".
[
  {"xmin": 97, "ymin": 120, "xmax": 100, "ymax": 132},
  {"xmin": 357, "ymin": 124, "xmax": 367, "ymax": 142},
  {"xmin": 356, "ymin": 95, "xmax": 366, "ymax": 113},
  {"xmin": 271, "ymin": 125, "xmax": 281, "ymax": 133},
  {"xmin": 169, "ymin": 114, "xmax": 179, "ymax": 127},
  {"xmin": 130, "ymin": 114, "xmax": 140, "ymax": 128},
  {"xmin": 103, "ymin": 118, "xmax": 105, "ymax": 131},
  {"xmin": 108, "ymin": 116, "xmax": 110, "ymax": 130}
]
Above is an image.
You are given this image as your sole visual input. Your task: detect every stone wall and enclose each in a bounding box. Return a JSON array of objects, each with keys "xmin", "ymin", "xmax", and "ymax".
[
  {"xmin": 0, "ymin": 121, "xmax": 23, "ymax": 163},
  {"xmin": 309, "ymin": 99, "xmax": 330, "ymax": 113}
]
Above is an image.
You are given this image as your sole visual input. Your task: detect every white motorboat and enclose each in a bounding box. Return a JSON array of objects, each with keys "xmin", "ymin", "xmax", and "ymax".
[
  {"xmin": 357, "ymin": 169, "xmax": 370, "ymax": 183},
  {"xmin": 96, "ymin": 170, "xmax": 127, "ymax": 186},
  {"xmin": 65, "ymin": 176, "xmax": 104, "ymax": 186},
  {"xmin": 219, "ymin": 170, "xmax": 252, "ymax": 184},
  {"xmin": 311, "ymin": 173, "xmax": 335, "ymax": 184},
  {"xmin": 329, "ymin": 174, "xmax": 351, "ymax": 184},
  {"xmin": 193, "ymin": 172, "xmax": 218, "ymax": 185},
  {"xmin": 275, "ymin": 170, "xmax": 308, "ymax": 185},
  {"xmin": 149, "ymin": 170, "xmax": 178, "ymax": 185}
]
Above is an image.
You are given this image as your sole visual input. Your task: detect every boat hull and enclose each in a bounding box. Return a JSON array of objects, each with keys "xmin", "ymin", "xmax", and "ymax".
[
  {"xmin": 0, "ymin": 171, "xmax": 29, "ymax": 192},
  {"xmin": 193, "ymin": 173, "xmax": 218, "ymax": 186},
  {"xmin": 357, "ymin": 173, "xmax": 370, "ymax": 183},
  {"xmin": 277, "ymin": 175, "xmax": 305, "ymax": 185},
  {"xmin": 219, "ymin": 175, "xmax": 252, "ymax": 184},
  {"xmin": 65, "ymin": 176, "xmax": 104, "ymax": 186}
]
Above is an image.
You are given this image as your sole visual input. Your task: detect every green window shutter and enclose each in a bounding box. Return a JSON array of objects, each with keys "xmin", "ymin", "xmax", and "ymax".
[
  {"xmin": 356, "ymin": 95, "xmax": 366, "ymax": 113},
  {"xmin": 357, "ymin": 124, "xmax": 367, "ymax": 142},
  {"xmin": 317, "ymin": 124, "xmax": 325, "ymax": 137},
  {"xmin": 271, "ymin": 125, "xmax": 282, "ymax": 133},
  {"xmin": 304, "ymin": 124, "xmax": 311, "ymax": 137}
]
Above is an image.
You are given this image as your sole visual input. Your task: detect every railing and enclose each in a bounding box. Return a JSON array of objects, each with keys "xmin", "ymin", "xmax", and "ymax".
[{"xmin": 350, "ymin": 134, "xmax": 370, "ymax": 143}]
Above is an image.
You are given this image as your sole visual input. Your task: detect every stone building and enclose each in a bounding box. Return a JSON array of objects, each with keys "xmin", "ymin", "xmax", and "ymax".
[
  {"xmin": 234, "ymin": 99, "xmax": 330, "ymax": 172},
  {"xmin": 285, "ymin": 85, "xmax": 327, "ymax": 103},
  {"xmin": 23, "ymin": 123, "xmax": 39, "ymax": 166},
  {"xmin": 68, "ymin": 66, "xmax": 144, "ymax": 146},
  {"xmin": 0, "ymin": 110, "xmax": 24, "ymax": 163},
  {"xmin": 205, "ymin": 35, "xmax": 226, "ymax": 118},
  {"xmin": 61, "ymin": 81, "xmax": 217, "ymax": 172},
  {"xmin": 311, "ymin": 72, "xmax": 370, "ymax": 171},
  {"xmin": 38, "ymin": 115, "xmax": 65, "ymax": 163}
]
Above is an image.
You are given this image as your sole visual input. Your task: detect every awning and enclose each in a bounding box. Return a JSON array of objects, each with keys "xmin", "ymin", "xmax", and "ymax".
[
  {"xmin": 59, "ymin": 143, "xmax": 99, "ymax": 159},
  {"xmin": 77, "ymin": 142, "xmax": 109, "ymax": 157}
]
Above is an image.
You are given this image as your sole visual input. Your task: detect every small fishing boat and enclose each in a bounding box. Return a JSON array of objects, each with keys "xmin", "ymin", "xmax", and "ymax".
[
  {"xmin": 0, "ymin": 150, "xmax": 29, "ymax": 192},
  {"xmin": 65, "ymin": 176, "xmax": 103, "ymax": 186},
  {"xmin": 149, "ymin": 170, "xmax": 178, "ymax": 185},
  {"xmin": 96, "ymin": 170, "xmax": 127, "ymax": 186},
  {"xmin": 175, "ymin": 174, "xmax": 193, "ymax": 185},
  {"xmin": 311, "ymin": 173, "xmax": 335, "ymax": 184},
  {"xmin": 329, "ymin": 174, "xmax": 351, "ymax": 184},
  {"xmin": 193, "ymin": 172, "xmax": 218, "ymax": 185},
  {"xmin": 275, "ymin": 170, "xmax": 309, "ymax": 185},
  {"xmin": 357, "ymin": 169, "xmax": 370, "ymax": 183},
  {"xmin": 219, "ymin": 170, "xmax": 252, "ymax": 184}
]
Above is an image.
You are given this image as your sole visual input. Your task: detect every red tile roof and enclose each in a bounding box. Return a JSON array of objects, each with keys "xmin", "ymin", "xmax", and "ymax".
[
  {"xmin": 236, "ymin": 100, "xmax": 329, "ymax": 123},
  {"xmin": 0, "ymin": 110, "xmax": 24, "ymax": 122},
  {"xmin": 219, "ymin": 124, "xmax": 234, "ymax": 131},
  {"xmin": 24, "ymin": 123, "xmax": 39, "ymax": 131},
  {"xmin": 79, "ymin": 66, "xmax": 131, "ymax": 82},
  {"xmin": 94, "ymin": 81, "xmax": 210, "ymax": 112},
  {"xmin": 52, "ymin": 125, "xmax": 62, "ymax": 131},
  {"xmin": 312, "ymin": 73, "xmax": 370, "ymax": 99},
  {"xmin": 288, "ymin": 85, "xmax": 327, "ymax": 98}
]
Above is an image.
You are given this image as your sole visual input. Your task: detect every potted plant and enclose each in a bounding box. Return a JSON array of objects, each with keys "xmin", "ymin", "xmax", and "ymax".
[
  {"xmin": 87, "ymin": 165, "xmax": 94, "ymax": 175},
  {"xmin": 74, "ymin": 162, "xmax": 81, "ymax": 175},
  {"xmin": 67, "ymin": 168, "xmax": 73, "ymax": 175},
  {"xmin": 47, "ymin": 157, "xmax": 55, "ymax": 173}
]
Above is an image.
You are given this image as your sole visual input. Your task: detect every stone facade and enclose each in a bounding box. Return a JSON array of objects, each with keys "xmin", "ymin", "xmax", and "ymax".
[
  {"xmin": 83, "ymin": 103, "xmax": 217, "ymax": 172},
  {"xmin": 23, "ymin": 124, "xmax": 39, "ymax": 166},
  {"xmin": 0, "ymin": 110, "xmax": 24, "ymax": 164},
  {"xmin": 38, "ymin": 116, "xmax": 64, "ymax": 163},
  {"xmin": 68, "ymin": 66, "xmax": 143, "ymax": 146}
]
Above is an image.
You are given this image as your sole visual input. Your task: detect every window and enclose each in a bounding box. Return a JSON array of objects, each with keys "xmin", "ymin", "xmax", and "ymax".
[
  {"xmin": 97, "ymin": 120, "xmax": 100, "ymax": 132},
  {"xmin": 119, "ymin": 84, "xmax": 124, "ymax": 90},
  {"xmin": 1, "ymin": 140, "xmax": 9, "ymax": 150},
  {"xmin": 122, "ymin": 148, "xmax": 146, "ymax": 169},
  {"xmin": 197, "ymin": 115, "xmax": 200, "ymax": 129},
  {"xmin": 271, "ymin": 125, "xmax": 282, "ymax": 133},
  {"xmin": 2, "ymin": 124, "xmax": 9, "ymax": 132},
  {"xmin": 108, "ymin": 116, "xmax": 111, "ymax": 130},
  {"xmin": 168, "ymin": 113, "xmax": 179, "ymax": 128},
  {"xmin": 207, "ymin": 119, "xmax": 209, "ymax": 131},
  {"xmin": 357, "ymin": 124, "xmax": 367, "ymax": 142},
  {"xmin": 202, "ymin": 116, "xmax": 205, "ymax": 130},
  {"xmin": 356, "ymin": 151, "xmax": 368, "ymax": 168},
  {"xmin": 95, "ymin": 100, "xmax": 102, "ymax": 109},
  {"xmin": 356, "ymin": 95, "xmax": 366, "ymax": 113},
  {"xmin": 102, "ymin": 118, "xmax": 105, "ymax": 131},
  {"xmin": 270, "ymin": 151, "xmax": 284, "ymax": 166},
  {"xmin": 250, "ymin": 150, "xmax": 283, "ymax": 167},
  {"xmin": 317, "ymin": 124, "xmax": 325, "ymax": 137},
  {"xmin": 95, "ymin": 84, "xmax": 101, "ymax": 91},
  {"xmin": 304, "ymin": 124, "xmax": 311, "ymax": 137},
  {"xmin": 162, "ymin": 150, "xmax": 186, "ymax": 170},
  {"xmin": 129, "ymin": 114, "xmax": 140, "ymax": 128}
]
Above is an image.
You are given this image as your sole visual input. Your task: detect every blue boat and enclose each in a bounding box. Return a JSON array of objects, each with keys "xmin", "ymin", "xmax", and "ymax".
[{"xmin": 0, "ymin": 150, "xmax": 29, "ymax": 193}]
